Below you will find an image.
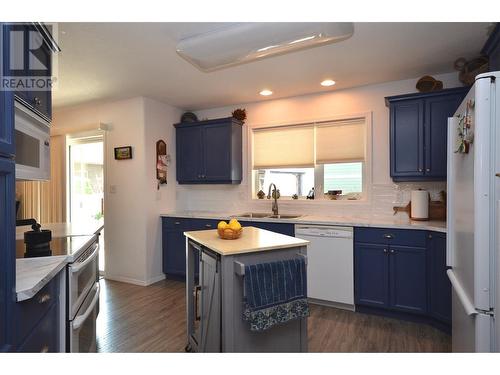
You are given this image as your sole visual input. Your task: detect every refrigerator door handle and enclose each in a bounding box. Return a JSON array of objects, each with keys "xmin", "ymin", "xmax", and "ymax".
[{"xmin": 447, "ymin": 269, "xmax": 478, "ymax": 316}]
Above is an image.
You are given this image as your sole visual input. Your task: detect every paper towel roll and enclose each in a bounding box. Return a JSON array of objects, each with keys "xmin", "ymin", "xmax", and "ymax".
[{"xmin": 411, "ymin": 190, "xmax": 429, "ymax": 220}]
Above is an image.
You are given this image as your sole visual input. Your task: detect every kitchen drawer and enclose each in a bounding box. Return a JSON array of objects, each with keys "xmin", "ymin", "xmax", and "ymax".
[
  {"xmin": 162, "ymin": 217, "xmax": 191, "ymax": 231},
  {"xmin": 15, "ymin": 274, "xmax": 59, "ymax": 344},
  {"xmin": 354, "ymin": 227, "xmax": 427, "ymax": 247},
  {"xmin": 17, "ymin": 302, "xmax": 59, "ymax": 353},
  {"xmin": 191, "ymin": 219, "xmax": 219, "ymax": 230}
]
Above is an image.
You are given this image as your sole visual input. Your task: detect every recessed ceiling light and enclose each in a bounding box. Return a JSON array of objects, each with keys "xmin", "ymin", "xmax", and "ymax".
[
  {"xmin": 260, "ymin": 89, "xmax": 273, "ymax": 96},
  {"xmin": 321, "ymin": 79, "xmax": 336, "ymax": 87}
]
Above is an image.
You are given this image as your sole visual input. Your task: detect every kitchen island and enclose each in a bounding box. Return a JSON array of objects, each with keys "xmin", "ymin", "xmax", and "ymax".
[{"xmin": 184, "ymin": 226, "xmax": 309, "ymax": 352}]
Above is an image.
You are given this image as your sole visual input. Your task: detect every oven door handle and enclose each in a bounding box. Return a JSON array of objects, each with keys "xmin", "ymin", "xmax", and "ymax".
[
  {"xmin": 73, "ymin": 283, "xmax": 100, "ymax": 330},
  {"xmin": 71, "ymin": 243, "xmax": 99, "ymax": 273}
]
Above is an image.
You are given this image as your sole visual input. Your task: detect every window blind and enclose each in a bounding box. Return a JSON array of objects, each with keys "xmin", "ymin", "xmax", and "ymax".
[
  {"xmin": 315, "ymin": 118, "xmax": 365, "ymax": 164},
  {"xmin": 253, "ymin": 125, "xmax": 315, "ymax": 169}
]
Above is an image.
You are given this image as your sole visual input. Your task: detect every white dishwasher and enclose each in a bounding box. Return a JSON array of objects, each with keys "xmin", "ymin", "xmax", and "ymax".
[{"xmin": 295, "ymin": 225, "xmax": 354, "ymax": 310}]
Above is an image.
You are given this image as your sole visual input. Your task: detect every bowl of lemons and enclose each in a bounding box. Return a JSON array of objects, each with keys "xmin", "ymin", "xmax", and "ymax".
[{"xmin": 217, "ymin": 219, "xmax": 242, "ymax": 240}]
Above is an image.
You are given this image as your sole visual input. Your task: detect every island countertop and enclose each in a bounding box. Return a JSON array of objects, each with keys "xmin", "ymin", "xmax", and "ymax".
[
  {"xmin": 184, "ymin": 226, "xmax": 309, "ymax": 256},
  {"xmin": 16, "ymin": 256, "xmax": 68, "ymax": 302}
]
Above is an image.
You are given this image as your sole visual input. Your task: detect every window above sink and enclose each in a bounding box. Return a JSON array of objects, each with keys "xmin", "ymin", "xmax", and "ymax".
[{"xmin": 250, "ymin": 113, "xmax": 372, "ymax": 202}]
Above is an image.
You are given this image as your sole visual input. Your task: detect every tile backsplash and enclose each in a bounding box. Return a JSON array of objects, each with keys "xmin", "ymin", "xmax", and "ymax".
[{"xmin": 175, "ymin": 181, "xmax": 446, "ymax": 219}]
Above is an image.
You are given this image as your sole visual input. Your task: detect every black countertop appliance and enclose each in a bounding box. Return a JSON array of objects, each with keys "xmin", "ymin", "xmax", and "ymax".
[{"xmin": 16, "ymin": 218, "xmax": 52, "ymax": 258}]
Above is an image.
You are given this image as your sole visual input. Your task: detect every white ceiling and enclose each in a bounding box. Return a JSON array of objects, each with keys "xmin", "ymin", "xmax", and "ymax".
[{"xmin": 53, "ymin": 22, "xmax": 492, "ymax": 110}]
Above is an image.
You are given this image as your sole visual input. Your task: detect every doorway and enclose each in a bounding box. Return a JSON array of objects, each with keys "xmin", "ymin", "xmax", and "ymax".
[{"xmin": 67, "ymin": 132, "xmax": 105, "ymax": 273}]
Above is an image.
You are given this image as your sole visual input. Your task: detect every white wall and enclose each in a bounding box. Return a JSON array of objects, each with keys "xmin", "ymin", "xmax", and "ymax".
[
  {"xmin": 176, "ymin": 72, "xmax": 460, "ymax": 216},
  {"xmin": 143, "ymin": 97, "xmax": 182, "ymax": 284},
  {"xmin": 53, "ymin": 97, "xmax": 180, "ymax": 285}
]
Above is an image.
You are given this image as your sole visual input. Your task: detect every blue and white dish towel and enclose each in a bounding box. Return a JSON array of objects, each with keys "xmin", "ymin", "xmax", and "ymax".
[{"xmin": 242, "ymin": 258, "xmax": 309, "ymax": 332}]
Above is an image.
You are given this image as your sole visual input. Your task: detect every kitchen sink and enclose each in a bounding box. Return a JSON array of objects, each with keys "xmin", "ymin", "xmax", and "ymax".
[
  {"xmin": 237, "ymin": 213, "xmax": 302, "ymax": 219},
  {"xmin": 238, "ymin": 212, "xmax": 272, "ymax": 218},
  {"xmin": 267, "ymin": 214, "xmax": 302, "ymax": 219}
]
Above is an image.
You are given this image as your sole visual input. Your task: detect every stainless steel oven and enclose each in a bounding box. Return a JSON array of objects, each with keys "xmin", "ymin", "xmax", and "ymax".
[
  {"xmin": 68, "ymin": 241, "xmax": 99, "ymax": 318},
  {"xmin": 67, "ymin": 239, "xmax": 99, "ymax": 352},
  {"xmin": 14, "ymin": 100, "xmax": 51, "ymax": 181},
  {"xmin": 69, "ymin": 282, "xmax": 99, "ymax": 353}
]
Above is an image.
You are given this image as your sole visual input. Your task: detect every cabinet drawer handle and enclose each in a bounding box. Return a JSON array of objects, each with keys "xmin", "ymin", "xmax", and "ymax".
[
  {"xmin": 33, "ymin": 97, "xmax": 41, "ymax": 106},
  {"xmin": 37, "ymin": 293, "xmax": 51, "ymax": 304},
  {"xmin": 383, "ymin": 248, "xmax": 388, "ymax": 254},
  {"xmin": 428, "ymin": 234, "xmax": 433, "ymax": 239},
  {"xmin": 194, "ymin": 285, "xmax": 201, "ymax": 321},
  {"xmin": 389, "ymin": 249, "xmax": 395, "ymax": 254},
  {"xmin": 426, "ymin": 168, "xmax": 430, "ymax": 172},
  {"xmin": 174, "ymin": 221, "xmax": 181, "ymax": 225},
  {"xmin": 383, "ymin": 234, "xmax": 393, "ymax": 239},
  {"xmin": 418, "ymin": 168, "xmax": 423, "ymax": 172},
  {"xmin": 204, "ymin": 224, "xmax": 212, "ymax": 228},
  {"xmin": 40, "ymin": 345, "xmax": 49, "ymax": 353}
]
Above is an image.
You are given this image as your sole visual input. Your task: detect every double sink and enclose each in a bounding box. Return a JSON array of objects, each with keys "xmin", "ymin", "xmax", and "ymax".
[{"xmin": 238, "ymin": 212, "xmax": 302, "ymax": 219}]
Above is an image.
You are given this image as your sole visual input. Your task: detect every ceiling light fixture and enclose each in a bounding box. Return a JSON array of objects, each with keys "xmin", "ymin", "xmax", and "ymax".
[
  {"xmin": 321, "ymin": 79, "xmax": 336, "ymax": 87},
  {"xmin": 176, "ymin": 23, "xmax": 354, "ymax": 72},
  {"xmin": 260, "ymin": 89, "xmax": 273, "ymax": 96}
]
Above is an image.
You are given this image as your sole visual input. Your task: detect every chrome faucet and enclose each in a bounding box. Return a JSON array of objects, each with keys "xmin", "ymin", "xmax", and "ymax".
[{"xmin": 267, "ymin": 183, "xmax": 279, "ymax": 215}]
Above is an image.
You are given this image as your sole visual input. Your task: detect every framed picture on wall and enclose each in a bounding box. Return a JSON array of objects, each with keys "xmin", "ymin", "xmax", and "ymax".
[{"xmin": 114, "ymin": 146, "xmax": 133, "ymax": 160}]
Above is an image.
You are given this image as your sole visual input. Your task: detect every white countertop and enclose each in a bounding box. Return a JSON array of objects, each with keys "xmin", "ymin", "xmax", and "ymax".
[
  {"xmin": 184, "ymin": 226, "xmax": 309, "ymax": 256},
  {"xmin": 16, "ymin": 256, "xmax": 67, "ymax": 302},
  {"xmin": 15, "ymin": 220, "xmax": 104, "ymax": 302},
  {"xmin": 161, "ymin": 212, "xmax": 446, "ymax": 233}
]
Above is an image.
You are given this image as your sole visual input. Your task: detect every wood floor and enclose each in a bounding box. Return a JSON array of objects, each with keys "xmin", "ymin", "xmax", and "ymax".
[{"xmin": 96, "ymin": 278, "xmax": 451, "ymax": 353}]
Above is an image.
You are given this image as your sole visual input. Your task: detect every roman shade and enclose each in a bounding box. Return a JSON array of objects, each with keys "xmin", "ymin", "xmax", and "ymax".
[
  {"xmin": 253, "ymin": 125, "xmax": 315, "ymax": 169},
  {"xmin": 315, "ymin": 118, "xmax": 365, "ymax": 164}
]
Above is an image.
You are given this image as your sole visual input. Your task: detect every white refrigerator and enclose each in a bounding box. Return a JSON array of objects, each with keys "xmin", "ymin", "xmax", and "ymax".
[{"xmin": 447, "ymin": 71, "xmax": 500, "ymax": 352}]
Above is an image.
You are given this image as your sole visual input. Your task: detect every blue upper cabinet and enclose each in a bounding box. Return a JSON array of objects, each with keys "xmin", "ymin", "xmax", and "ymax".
[
  {"xmin": 4, "ymin": 23, "xmax": 54, "ymax": 121},
  {"xmin": 175, "ymin": 117, "xmax": 242, "ymax": 184},
  {"xmin": 386, "ymin": 87, "xmax": 468, "ymax": 181},
  {"xmin": 0, "ymin": 159, "xmax": 16, "ymax": 352},
  {"xmin": 0, "ymin": 25, "xmax": 15, "ymax": 157},
  {"xmin": 482, "ymin": 23, "xmax": 500, "ymax": 72},
  {"xmin": 389, "ymin": 99, "xmax": 424, "ymax": 179}
]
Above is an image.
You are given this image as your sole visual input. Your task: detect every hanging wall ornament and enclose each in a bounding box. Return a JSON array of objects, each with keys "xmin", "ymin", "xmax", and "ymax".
[
  {"xmin": 156, "ymin": 140, "xmax": 168, "ymax": 187},
  {"xmin": 455, "ymin": 99, "xmax": 474, "ymax": 154}
]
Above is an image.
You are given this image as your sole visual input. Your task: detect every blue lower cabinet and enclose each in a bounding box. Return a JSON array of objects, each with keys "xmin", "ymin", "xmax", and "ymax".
[
  {"xmin": 16, "ymin": 272, "xmax": 61, "ymax": 352},
  {"xmin": 428, "ymin": 232, "xmax": 451, "ymax": 324},
  {"xmin": 162, "ymin": 229, "xmax": 187, "ymax": 278},
  {"xmin": 354, "ymin": 227, "xmax": 449, "ymax": 332},
  {"xmin": 17, "ymin": 302, "xmax": 58, "ymax": 353},
  {"xmin": 354, "ymin": 243, "xmax": 389, "ymax": 308},
  {"xmin": 389, "ymin": 245, "xmax": 427, "ymax": 314}
]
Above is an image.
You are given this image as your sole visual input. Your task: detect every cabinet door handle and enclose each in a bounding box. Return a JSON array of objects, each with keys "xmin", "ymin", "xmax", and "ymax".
[
  {"xmin": 389, "ymin": 249, "xmax": 395, "ymax": 254},
  {"xmin": 37, "ymin": 293, "xmax": 51, "ymax": 304},
  {"xmin": 428, "ymin": 234, "xmax": 433, "ymax": 239},
  {"xmin": 418, "ymin": 168, "xmax": 423, "ymax": 172},
  {"xmin": 40, "ymin": 345, "xmax": 49, "ymax": 353},
  {"xmin": 33, "ymin": 97, "xmax": 41, "ymax": 106},
  {"xmin": 383, "ymin": 234, "xmax": 393, "ymax": 239},
  {"xmin": 194, "ymin": 285, "xmax": 201, "ymax": 321},
  {"xmin": 383, "ymin": 248, "xmax": 388, "ymax": 254}
]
